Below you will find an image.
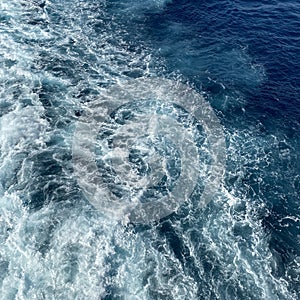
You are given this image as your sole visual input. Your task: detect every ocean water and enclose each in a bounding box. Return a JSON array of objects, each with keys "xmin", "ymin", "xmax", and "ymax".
[{"xmin": 0, "ymin": 0, "xmax": 299, "ymax": 299}]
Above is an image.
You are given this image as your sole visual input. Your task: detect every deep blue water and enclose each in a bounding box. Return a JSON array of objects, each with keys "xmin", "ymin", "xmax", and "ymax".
[{"xmin": 0, "ymin": 0, "xmax": 299, "ymax": 299}]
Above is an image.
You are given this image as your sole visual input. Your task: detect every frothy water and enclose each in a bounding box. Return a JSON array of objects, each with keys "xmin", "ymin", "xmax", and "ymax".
[
  {"xmin": 72, "ymin": 77, "xmax": 226, "ymax": 224},
  {"xmin": 0, "ymin": 0, "xmax": 299, "ymax": 299}
]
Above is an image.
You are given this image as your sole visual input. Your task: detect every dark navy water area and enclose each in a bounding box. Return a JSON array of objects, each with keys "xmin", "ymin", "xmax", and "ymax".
[{"xmin": 0, "ymin": 0, "xmax": 299, "ymax": 299}]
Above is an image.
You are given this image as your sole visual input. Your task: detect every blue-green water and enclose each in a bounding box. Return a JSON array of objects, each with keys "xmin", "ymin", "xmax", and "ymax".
[{"xmin": 0, "ymin": 0, "xmax": 299, "ymax": 299}]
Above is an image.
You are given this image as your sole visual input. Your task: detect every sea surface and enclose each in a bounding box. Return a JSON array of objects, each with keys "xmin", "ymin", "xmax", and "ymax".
[{"xmin": 0, "ymin": 0, "xmax": 299, "ymax": 299}]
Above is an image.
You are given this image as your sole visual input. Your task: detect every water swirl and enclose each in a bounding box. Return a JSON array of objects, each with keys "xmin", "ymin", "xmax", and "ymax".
[{"xmin": 72, "ymin": 77, "xmax": 226, "ymax": 223}]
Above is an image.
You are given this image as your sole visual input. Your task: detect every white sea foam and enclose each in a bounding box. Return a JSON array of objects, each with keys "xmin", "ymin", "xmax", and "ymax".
[{"xmin": 0, "ymin": 0, "xmax": 297, "ymax": 299}]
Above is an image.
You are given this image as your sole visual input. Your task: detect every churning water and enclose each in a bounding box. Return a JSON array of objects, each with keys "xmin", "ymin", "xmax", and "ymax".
[{"xmin": 0, "ymin": 0, "xmax": 299, "ymax": 299}]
